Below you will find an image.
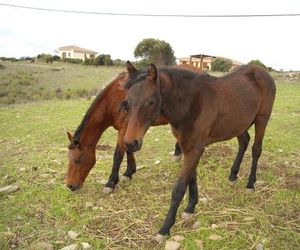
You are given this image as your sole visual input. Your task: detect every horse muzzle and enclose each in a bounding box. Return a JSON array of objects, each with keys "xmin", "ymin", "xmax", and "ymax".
[
  {"xmin": 67, "ymin": 183, "xmax": 81, "ymax": 191},
  {"xmin": 124, "ymin": 139, "xmax": 142, "ymax": 152}
]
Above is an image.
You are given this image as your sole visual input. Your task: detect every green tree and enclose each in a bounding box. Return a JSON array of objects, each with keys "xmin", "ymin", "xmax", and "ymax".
[
  {"xmin": 94, "ymin": 54, "xmax": 113, "ymax": 66},
  {"xmin": 248, "ymin": 59, "xmax": 266, "ymax": 68},
  {"xmin": 134, "ymin": 38, "xmax": 176, "ymax": 66},
  {"xmin": 211, "ymin": 57, "xmax": 233, "ymax": 72}
]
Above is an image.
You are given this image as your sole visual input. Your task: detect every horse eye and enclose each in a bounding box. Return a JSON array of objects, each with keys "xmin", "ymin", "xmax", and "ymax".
[
  {"xmin": 74, "ymin": 158, "xmax": 81, "ymax": 165},
  {"xmin": 119, "ymin": 100, "xmax": 129, "ymax": 112},
  {"xmin": 149, "ymin": 100, "xmax": 155, "ymax": 106}
]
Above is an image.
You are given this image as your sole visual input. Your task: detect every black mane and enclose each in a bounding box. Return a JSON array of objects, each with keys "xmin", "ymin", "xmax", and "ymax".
[{"xmin": 71, "ymin": 72, "xmax": 126, "ymax": 144}]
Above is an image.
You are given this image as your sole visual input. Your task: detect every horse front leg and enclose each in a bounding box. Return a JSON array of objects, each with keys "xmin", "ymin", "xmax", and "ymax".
[
  {"xmin": 120, "ymin": 150, "xmax": 136, "ymax": 182},
  {"xmin": 103, "ymin": 130, "xmax": 125, "ymax": 194},
  {"xmin": 156, "ymin": 146, "xmax": 204, "ymax": 242}
]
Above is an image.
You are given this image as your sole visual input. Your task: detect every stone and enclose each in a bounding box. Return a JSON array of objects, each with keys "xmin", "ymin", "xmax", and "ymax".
[
  {"xmin": 165, "ymin": 240, "xmax": 181, "ymax": 250},
  {"xmin": 102, "ymin": 187, "xmax": 114, "ymax": 194},
  {"xmin": 199, "ymin": 197, "xmax": 208, "ymax": 203},
  {"xmin": 155, "ymin": 160, "xmax": 161, "ymax": 165},
  {"xmin": 195, "ymin": 239, "xmax": 204, "ymax": 248},
  {"xmin": 30, "ymin": 242, "xmax": 54, "ymax": 250},
  {"xmin": 19, "ymin": 167, "xmax": 26, "ymax": 172},
  {"xmin": 182, "ymin": 211, "xmax": 193, "ymax": 220},
  {"xmin": 173, "ymin": 235, "xmax": 185, "ymax": 242},
  {"xmin": 136, "ymin": 165, "xmax": 145, "ymax": 170},
  {"xmin": 81, "ymin": 242, "xmax": 91, "ymax": 249},
  {"xmin": 60, "ymin": 244, "xmax": 78, "ymax": 250},
  {"xmin": 0, "ymin": 185, "xmax": 20, "ymax": 194},
  {"xmin": 208, "ymin": 234, "xmax": 222, "ymax": 241},
  {"xmin": 256, "ymin": 242, "xmax": 264, "ymax": 250},
  {"xmin": 67, "ymin": 231, "xmax": 80, "ymax": 240},
  {"xmin": 99, "ymin": 179, "xmax": 107, "ymax": 185},
  {"xmin": 85, "ymin": 202, "xmax": 93, "ymax": 209},
  {"xmin": 211, "ymin": 223, "xmax": 218, "ymax": 229},
  {"xmin": 154, "ymin": 138, "xmax": 160, "ymax": 142},
  {"xmin": 192, "ymin": 221, "xmax": 201, "ymax": 230}
]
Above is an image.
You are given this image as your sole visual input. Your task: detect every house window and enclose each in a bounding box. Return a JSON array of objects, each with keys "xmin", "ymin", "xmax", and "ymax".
[{"xmin": 68, "ymin": 52, "xmax": 71, "ymax": 57}]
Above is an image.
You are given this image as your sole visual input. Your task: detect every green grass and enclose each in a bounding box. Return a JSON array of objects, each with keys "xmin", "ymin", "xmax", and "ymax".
[
  {"xmin": 0, "ymin": 65, "xmax": 299, "ymax": 249},
  {"xmin": 0, "ymin": 61, "xmax": 123, "ymax": 105}
]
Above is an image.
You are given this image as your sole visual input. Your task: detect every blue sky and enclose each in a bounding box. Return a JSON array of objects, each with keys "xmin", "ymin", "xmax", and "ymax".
[{"xmin": 0, "ymin": 0, "xmax": 300, "ymax": 70}]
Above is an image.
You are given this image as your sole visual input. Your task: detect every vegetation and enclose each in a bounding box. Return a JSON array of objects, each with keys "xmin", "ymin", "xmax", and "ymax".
[
  {"xmin": 211, "ymin": 57, "xmax": 233, "ymax": 72},
  {"xmin": 0, "ymin": 62, "xmax": 299, "ymax": 249},
  {"xmin": 248, "ymin": 59, "xmax": 266, "ymax": 68},
  {"xmin": 134, "ymin": 38, "xmax": 176, "ymax": 66},
  {"xmin": 0, "ymin": 62, "xmax": 123, "ymax": 105}
]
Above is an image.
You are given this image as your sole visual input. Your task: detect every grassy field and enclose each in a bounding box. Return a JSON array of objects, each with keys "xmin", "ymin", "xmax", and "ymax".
[
  {"xmin": 0, "ymin": 63, "xmax": 299, "ymax": 249},
  {"xmin": 0, "ymin": 61, "xmax": 123, "ymax": 105}
]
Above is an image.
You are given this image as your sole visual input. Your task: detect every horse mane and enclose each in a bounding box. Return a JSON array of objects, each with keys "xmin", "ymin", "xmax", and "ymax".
[{"xmin": 70, "ymin": 72, "xmax": 127, "ymax": 145}]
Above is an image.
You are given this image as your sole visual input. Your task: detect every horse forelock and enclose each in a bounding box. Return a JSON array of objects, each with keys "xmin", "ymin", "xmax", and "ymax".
[{"xmin": 124, "ymin": 69, "xmax": 148, "ymax": 89}]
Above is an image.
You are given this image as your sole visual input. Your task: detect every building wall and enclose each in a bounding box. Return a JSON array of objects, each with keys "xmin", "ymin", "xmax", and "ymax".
[{"xmin": 58, "ymin": 50, "xmax": 96, "ymax": 60}]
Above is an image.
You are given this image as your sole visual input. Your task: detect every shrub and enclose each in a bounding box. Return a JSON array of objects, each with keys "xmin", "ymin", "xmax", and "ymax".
[
  {"xmin": 248, "ymin": 59, "xmax": 266, "ymax": 68},
  {"xmin": 211, "ymin": 57, "xmax": 233, "ymax": 72},
  {"xmin": 0, "ymin": 64, "xmax": 4, "ymax": 69}
]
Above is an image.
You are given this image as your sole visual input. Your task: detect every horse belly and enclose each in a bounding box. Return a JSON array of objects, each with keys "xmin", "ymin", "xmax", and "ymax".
[{"xmin": 207, "ymin": 94, "xmax": 260, "ymax": 143}]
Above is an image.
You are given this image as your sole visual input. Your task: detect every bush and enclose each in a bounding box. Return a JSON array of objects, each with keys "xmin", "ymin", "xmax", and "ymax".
[
  {"xmin": 248, "ymin": 59, "xmax": 266, "ymax": 68},
  {"xmin": 0, "ymin": 64, "xmax": 4, "ymax": 69},
  {"xmin": 62, "ymin": 58, "xmax": 83, "ymax": 64},
  {"xmin": 211, "ymin": 57, "xmax": 233, "ymax": 72},
  {"xmin": 36, "ymin": 54, "xmax": 53, "ymax": 63}
]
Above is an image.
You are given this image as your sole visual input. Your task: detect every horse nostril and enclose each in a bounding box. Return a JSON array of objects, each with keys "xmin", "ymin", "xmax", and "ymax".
[
  {"xmin": 67, "ymin": 183, "xmax": 80, "ymax": 191},
  {"xmin": 124, "ymin": 140, "xmax": 139, "ymax": 152},
  {"xmin": 132, "ymin": 139, "xmax": 138, "ymax": 148}
]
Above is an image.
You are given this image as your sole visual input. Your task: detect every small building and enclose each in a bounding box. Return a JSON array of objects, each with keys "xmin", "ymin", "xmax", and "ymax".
[
  {"xmin": 55, "ymin": 45, "xmax": 98, "ymax": 61},
  {"xmin": 178, "ymin": 54, "xmax": 243, "ymax": 71}
]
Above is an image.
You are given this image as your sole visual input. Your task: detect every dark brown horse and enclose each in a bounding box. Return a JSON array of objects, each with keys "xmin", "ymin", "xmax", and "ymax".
[
  {"xmin": 65, "ymin": 72, "xmax": 182, "ymax": 193},
  {"xmin": 122, "ymin": 62, "xmax": 276, "ymax": 241}
]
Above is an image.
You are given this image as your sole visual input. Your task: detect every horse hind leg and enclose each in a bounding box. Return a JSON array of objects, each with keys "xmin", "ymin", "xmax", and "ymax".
[
  {"xmin": 182, "ymin": 171, "xmax": 198, "ymax": 219},
  {"xmin": 246, "ymin": 116, "xmax": 268, "ymax": 192},
  {"xmin": 228, "ymin": 131, "xmax": 250, "ymax": 183}
]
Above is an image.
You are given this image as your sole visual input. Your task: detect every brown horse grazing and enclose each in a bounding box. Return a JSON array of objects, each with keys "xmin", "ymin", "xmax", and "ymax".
[
  {"xmin": 65, "ymin": 72, "xmax": 182, "ymax": 193},
  {"xmin": 122, "ymin": 62, "xmax": 276, "ymax": 241}
]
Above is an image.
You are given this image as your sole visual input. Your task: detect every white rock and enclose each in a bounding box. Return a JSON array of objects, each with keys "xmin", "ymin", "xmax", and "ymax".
[
  {"xmin": 81, "ymin": 242, "xmax": 91, "ymax": 249},
  {"xmin": 256, "ymin": 242, "xmax": 264, "ymax": 250},
  {"xmin": 211, "ymin": 223, "xmax": 218, "ymax": 229},
  {"xmin": 154, "ymin": 138, "xmax": 160, "ymax": 142},
  {"xmin": 199, "ymin": 197, "xmax": 208, "ymax": 203},
  {"xmin": 60, "ymin": 244, "xmax": 78, "ymax": 250},
  {"xmin": 137, "ymin": 165, "xmax": 145, "ymax": 170},
  {"xmin": 208, "ymin": 234, "xmax": 222, "ymax": 241},
  {"xmin": 67, "ymin": 231, "xmax": 80, "ymax": 240},
  {"xmin": 99, "ymin": 179, "xmax": 107, "ymax": 185},
  {"xmin": 30, "ymin": 242, "xmax": 54, "ymax": 250},
  {"xmin": 173, "ymin": 235, "xmax": 185, "ymax": 242},
  {"xmin": 165, "ymin": 240, "xmax": 181, "ymax": 250},
  {"xmin": 0, "ymin": 185, "xmax": 20, "ymax": 194},
  {"xmin": 278, "ymin": 148, "xmax": 283, "ymax": 153},
  {"xmin": 85, "ymin": 202, "xmax": 93, "ymax": 209},
  {"xmin": 192, "ymin": 221, "xmax": 201, "ymax": 230},
  {"xmin": 19, "ymin": 167, "xmax": 26, "ymax": 172},
  {"xmin": 195, "ymin": 239, "xmax": 204, "ymax": 248},
  {"xmin": 155, "ymin": 160, "xmax": 161, "ymax": 165}
]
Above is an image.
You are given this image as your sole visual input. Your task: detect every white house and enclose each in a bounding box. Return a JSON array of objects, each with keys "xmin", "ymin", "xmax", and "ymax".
[{"xmin": 56, "ymin": 45, "xmax": 98, "ymax": 61}]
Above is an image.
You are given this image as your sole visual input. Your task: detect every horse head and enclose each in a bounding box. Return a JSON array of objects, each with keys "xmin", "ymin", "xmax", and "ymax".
[
  {"xmin": 122, "ymin": 61, "xmax": 161, "ymax": 152},
  {"xmin": 65, "ymin": 132, "xmax": 96, "ymax": 191}
]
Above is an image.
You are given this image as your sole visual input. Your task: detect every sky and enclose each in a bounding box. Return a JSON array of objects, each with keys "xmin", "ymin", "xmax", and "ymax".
[{"xmin": 0, "ymin": 0, "xmax": 300, "ymax": 71}]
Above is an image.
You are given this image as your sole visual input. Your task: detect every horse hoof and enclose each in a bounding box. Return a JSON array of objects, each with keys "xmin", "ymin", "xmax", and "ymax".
[
  {"xmin": 172, "ymin": 154, "xmax": 182, "ymax": 162},
  {"xmin": 246, "ymin": 188, "xmax": 255, "ymax": 193},
  {"xmin": 120, "ymin": 175, "xmax": 130, "ymax": 182},
  {"xmin": 182, "ymin": 211, "xmax": 193, "ymax": 220},
  {"xmin": 228, "ymin": 179, "xmax": 238, "ymax": 186},
  {"xmin": 155, "ymin": 233, "xmax": 167, "ymax": 243},
  {"xmin": 103, "ymin": 187, "xmax": 114, "ymax": 194}
]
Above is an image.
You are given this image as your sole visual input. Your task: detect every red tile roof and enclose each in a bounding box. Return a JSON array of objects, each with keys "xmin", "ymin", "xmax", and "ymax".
[{"xmin": 58, "ymin": 45, "xmax": 97, "ymax": 54}]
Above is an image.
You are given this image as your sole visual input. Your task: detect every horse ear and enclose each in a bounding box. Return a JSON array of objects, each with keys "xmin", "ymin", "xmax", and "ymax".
[
  {"xmin": 67, "ymin": 132, "xmax": 73, "ymax": 142},
  {"xmin": 147, "ymin": 63, "xmax": 157, "ymax": 82},
  {"xmin": 126, "ymin": 61, "xmax": 137, "ymax": 77}
]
